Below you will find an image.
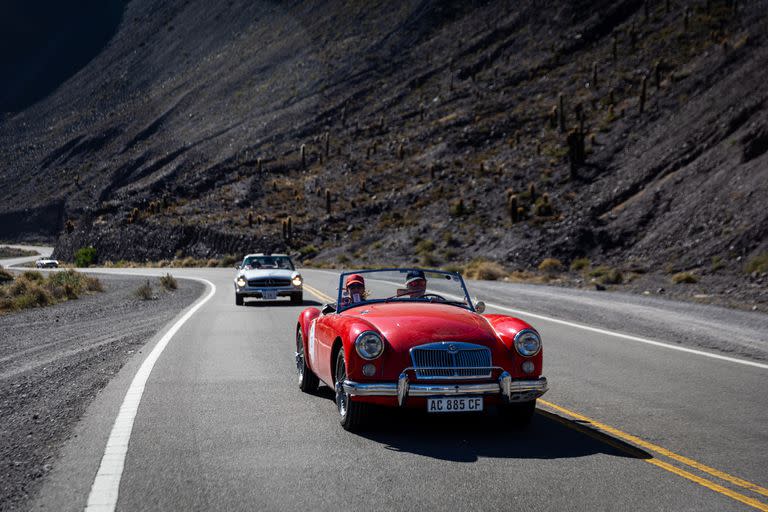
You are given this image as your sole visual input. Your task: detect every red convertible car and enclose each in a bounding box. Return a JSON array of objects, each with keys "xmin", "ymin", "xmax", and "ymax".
[{"xmin": 295, "ymin": 269, "xmax": 548, "ymax": 431}]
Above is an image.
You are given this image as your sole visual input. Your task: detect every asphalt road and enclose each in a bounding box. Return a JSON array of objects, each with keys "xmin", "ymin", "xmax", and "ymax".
[{"xmin": 4, "ymin": 252, "xmax": 766, "ymax": 511}]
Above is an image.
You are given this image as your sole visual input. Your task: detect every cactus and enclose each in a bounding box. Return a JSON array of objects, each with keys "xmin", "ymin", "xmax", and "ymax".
[
  {"xmin": 508, "ymin": 195, "xmax": 519, "ymax": 223},
  {"xmin": 653, "ymin": 60, "xmax": 662, "ymax": 89},
  {"xmin": 65, "ymin": 219, "xmax": 75, "ymax": 234},
  {"xmin": 430, "ymin": 165, "xmax": 436, "ymax": 180},
  {"xmin": 535, "ymin": 193, "xmax": 553, "ymax": 217},
  {"xmin": 397, "ymin": 143, "xmax": 404, "ymax": 160},
  {"xmin": 257, "ymin": 157, "xmax": 263, "ymax": 173},
  {"xmin": 549, "ymin": 105, "xmax": 558, "ymax": 129},
  {"xmin": 567, "ymin": 128, "xmax": 585, "ymax": 178},
  {"xmin": 247, "ymin": 211, "xmax": 254, "ymax": 227},
  {"xmin": 325, "ymin": 189, "xmax": 332, "ymax": 214},
  {"xmin": 360, "ymin": 179, "xmax": 366, "ymax": 193},
  {"xmin": 528, "ymin": 182, "xmax": 537, "ymax": 202},
  {"xmin": 639, "ymin": 75, "xmax": 648, "ymax": 114},
  {"xmin": 287, "ymin": 216, "xmax": 293, "ymax": 240},
  {"xmin": 366, "ymin": 146, "xmax": 371, "ymax": 158},
  {"xmin": 609, "ymin": 88, "xmax": 615, "ymax": 105},
  {"xmin": 592, "ymin": 61, "xmax": 599, "ymax": 89},
  {"xmin": 300, "ymin": 144, "xmax": 306, "ymax": 168},
  {"xmin": 281, "ymin": 219, "xmax": 287, "ymax": 239},
  {"xmin": 558, "ymin": 93, "xmax": 566, "ymax": 132}
]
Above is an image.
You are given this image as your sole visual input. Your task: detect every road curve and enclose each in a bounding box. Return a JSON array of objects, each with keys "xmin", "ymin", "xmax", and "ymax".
[{"xmin": 5, "ymin": 257, "xmax": 764, "ymax": 512}]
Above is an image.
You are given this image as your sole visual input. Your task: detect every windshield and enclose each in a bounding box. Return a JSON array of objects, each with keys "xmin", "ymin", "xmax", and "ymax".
[
  {"xmin": 336, "ymin": 269, "xmax": 473, "ymax": 312},
  {"xmin": 242, "ymin": 256, "xmax": 295, "ymax": 270}
]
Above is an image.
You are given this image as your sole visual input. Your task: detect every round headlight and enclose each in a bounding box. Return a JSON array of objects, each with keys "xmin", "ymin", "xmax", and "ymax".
[
  {"xmin": 237, "ymin": 277, "xmax": 246, "ymax": 287},
  {"xmin": 292, "ymin": 275, "xmax": 303, "ymax": 286},
  {"xmin": 514, "ymin": 329, "xmax": 541, "ymax": 357},
  {"xmin": 355, "ymin": 331, "xmax": 384, "ymax": 360}
]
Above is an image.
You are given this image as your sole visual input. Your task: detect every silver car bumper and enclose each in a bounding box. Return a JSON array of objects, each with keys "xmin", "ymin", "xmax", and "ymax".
[
  {"xmin": 341, "ymin": 371, "xmax": 548, "ymax": 407},
  {"xmin": 235, "ymin": 285, "xmax": 300, "ymax": 296}
]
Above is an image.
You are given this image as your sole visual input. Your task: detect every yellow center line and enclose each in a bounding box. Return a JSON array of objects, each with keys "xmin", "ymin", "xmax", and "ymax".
[
  {"xmin": 540, "ymin": 399, "xmax": 768, "ymax": 499},
  {"xmin": 303, "ymin": 283, "xmax": 333, "ymax": 303},
  {"xmin": 303, "ymin": 280, "xmax": 767, "ymax": 509}
]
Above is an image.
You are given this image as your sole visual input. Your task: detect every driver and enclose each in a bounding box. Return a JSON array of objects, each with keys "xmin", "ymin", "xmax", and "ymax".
[
  {"xmin": 403, "ymin": 270, "xmax": 427, "ymax": 298},
  {"xmin": 343, "ymin": 273, "xmax": 367, "ymax": 305}
]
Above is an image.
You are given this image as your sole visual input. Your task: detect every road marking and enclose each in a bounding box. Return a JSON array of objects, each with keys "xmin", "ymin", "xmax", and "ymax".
[
  {"xmin": 540, "ymin": 400, "xmax": 768, "ymax": 508},
  {"xmin": 303, "ymin": 269, "xmax": 767, "ymax": 370},
  {"xmin": 305, "ymin": 275, "xmax": 767, "ymax": 506},
  {"xmin": 303, "ymin": 283, "xmax": 333, "ymax": 303},
  {"xmin": 84, "ymin": 278, "xmax": 216, "ymax": 512}
]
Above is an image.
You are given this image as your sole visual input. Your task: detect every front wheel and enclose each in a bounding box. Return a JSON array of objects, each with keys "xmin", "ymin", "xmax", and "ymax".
[
  {"xmin": 501, "ymin": 399, "xmax": 536, "ymax": 427},
  {"xmin": 296, "ymin": 329, "xmax": 318, "ymax": 393},
  {"xmin": 334, "ymin": 350, "xmax": 367, "ymax": 431},
  {"xmin": 235, "ymin": 293, "xmax": 244, "ymax": 306},
  {"xmin": 290, "ymin": 292, "xmax": 303, "ymax": 304}
]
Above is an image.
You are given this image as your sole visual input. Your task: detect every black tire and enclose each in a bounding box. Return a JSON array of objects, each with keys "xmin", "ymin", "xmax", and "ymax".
[
  {"xmin": 290, "ymin": 292, "xmax": 303, "ymax": 304},
  {"xmin": 235, "ymin": 294, "xmax": 244, "ymax": 306},
  {"xmin": 334, "ymin": 350, "xmax": 367, "ymax": 431},
  {"xmin": 501, "ymin": 399, "xmax": 537, "ymax": 427},
  {"xmin": 296, "ymin": 328, "xmax": 319, "ymax": 393}
]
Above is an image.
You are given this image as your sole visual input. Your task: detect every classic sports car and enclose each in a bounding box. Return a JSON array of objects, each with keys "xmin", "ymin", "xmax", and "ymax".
[
  {"xmin": 234, "ymin": 253, "xmax": 303, "ymax": 305},
  {"xmin": 35, "ymin": 257, "xmax": 59, "ymax": 268},
  {"xmin": 295, "ymin": 268, "xmax": 548, "ymax": 431}
]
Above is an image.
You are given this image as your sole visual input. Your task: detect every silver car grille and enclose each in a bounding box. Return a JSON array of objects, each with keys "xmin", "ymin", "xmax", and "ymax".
[
  {"xmin": 247, "ymin": 278, "xmax": 291, "ymax": 287},
  {"xmin": 410, "ymin": 342, "xmax": 492, "ymax": 379}
]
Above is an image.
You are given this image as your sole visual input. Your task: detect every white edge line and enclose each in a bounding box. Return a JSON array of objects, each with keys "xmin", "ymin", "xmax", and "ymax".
[
  {"xmin": 303, "ymin": 268, "xmax": 768, "ymax": 370},
  {"xmin": 84, "ymin": 276, "xmax": 216, "ymax": 512}
]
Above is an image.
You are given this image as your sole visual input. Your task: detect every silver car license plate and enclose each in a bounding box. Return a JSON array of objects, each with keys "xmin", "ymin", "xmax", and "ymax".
[
  {"xmin": 261, "ymin": 289, "xmax": 277, "ymax": 300},
  {"xmin": 427, "ymin": 396, "xmax": 483, "ymax": 413}
]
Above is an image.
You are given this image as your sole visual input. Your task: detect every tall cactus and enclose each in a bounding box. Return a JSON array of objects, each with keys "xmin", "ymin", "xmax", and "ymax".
[
  {"xmin": 300, "ymin": 144, "xmax": 306, "ymax": 169},
  {"xmin": 558, "ymin": 93, "xmax": 566, "ymax": 132},
  {"xmin": 325, "ymin": 189, "xmax": 332, "ymax": 214}
]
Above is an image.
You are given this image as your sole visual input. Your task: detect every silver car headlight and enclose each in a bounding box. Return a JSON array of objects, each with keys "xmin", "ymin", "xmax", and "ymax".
[
  {"xmin": 292, "ymin": 275, "xmax": 303, "ymax": 287},
  {"xmin": 236, "ymin": 277, "xmax": 246, "ymax": 287},
  {"xmin": 514, "ymin": 329, "xmax": 541, "ymax": 357},
  {"xmin": 355, "ymin": 331, "xmax": 385, "ymax": 360}
]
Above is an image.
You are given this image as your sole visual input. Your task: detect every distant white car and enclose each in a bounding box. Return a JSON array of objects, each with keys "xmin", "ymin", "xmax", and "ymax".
[
  {"xmin": 234, "ymin": 253, "xmax": 303, "ymax": 306},
  {"xmin": 35, "ymin": 257, "xmax": 59, "ymax": 268}
]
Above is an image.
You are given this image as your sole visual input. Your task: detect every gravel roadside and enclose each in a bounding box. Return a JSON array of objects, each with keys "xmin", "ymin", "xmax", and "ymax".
[{"xmin": 0, "ymin": 273, "xmax": 204, "ymax": 511}]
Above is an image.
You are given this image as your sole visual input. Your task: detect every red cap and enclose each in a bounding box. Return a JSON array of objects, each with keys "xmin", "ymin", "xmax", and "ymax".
[{"xmin": 345, "ymin": 274, "xmax": 365, "ymax": 287}]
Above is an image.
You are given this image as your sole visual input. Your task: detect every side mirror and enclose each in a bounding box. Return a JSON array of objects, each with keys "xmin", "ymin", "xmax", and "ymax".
[
  {"xmin": 322, "ymin": 303, "xmax": 336, "ymax": 315},
  {"xmin": 474, "ymin": 301, "xmax": 486, "ymax": 314},
  {"xmin": 235, "ymin": 265, "xmax": 240, "ymax": 270}
]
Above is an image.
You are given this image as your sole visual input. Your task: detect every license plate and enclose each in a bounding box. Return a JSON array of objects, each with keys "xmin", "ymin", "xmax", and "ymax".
[
  {"xmin": 261, "ymin": 289, "xmax": 277, "ymax": 300},
  {"xmin": 427, "ymin": 396, "xmax": 483, "ymax": 413}
]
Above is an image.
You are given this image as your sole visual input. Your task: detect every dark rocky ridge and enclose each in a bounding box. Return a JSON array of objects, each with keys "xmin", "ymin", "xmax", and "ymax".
[{"xmin": 1, "ymin": 1, "xmax": 766, "ymax": 279}]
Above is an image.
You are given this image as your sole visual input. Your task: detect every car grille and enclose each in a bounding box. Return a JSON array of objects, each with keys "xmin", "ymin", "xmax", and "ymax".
[
  {"xmin": 247, "ymin": 278, "xmax": 292, "ymax": 287},
  {"xmin": 410, "ymin": 342, "xmax": 492, "ymax": 379}
]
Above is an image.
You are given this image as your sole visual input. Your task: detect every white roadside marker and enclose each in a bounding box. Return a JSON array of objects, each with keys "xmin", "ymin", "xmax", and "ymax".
[{"xmin": 85, "ymin": 278, "xmax": 216, "ymax": 511}]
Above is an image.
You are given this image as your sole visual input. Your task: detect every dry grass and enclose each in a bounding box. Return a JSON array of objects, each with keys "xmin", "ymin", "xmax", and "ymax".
[
  {"xmin": 160, "ymin": 273, "xmax": 178, "ymax": 290},
  {"xmin": 0, "ymin": 269, "xmax": 103, "ymax": 313},
  {"xmin": 538, "ymin": 258, "xmax": 563, "ymax": 274},
  {"xmin": 671, "ymin": 272, "xmax": 698, "ymax": 284},
  {"xmin": 463, "ymin": 259, "xmax": 507, "ymax": 281}
]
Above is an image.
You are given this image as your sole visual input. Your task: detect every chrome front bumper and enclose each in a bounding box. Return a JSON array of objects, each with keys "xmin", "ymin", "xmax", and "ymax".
[{"xmin": 341, "ymin": 371, "xmax": 548, "ymax": 407}]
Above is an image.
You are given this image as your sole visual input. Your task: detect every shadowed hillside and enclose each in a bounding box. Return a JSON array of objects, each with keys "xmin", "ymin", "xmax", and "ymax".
[{"xmin": 0, "ymin": 0, "xmax": 766, "ymax": 305}]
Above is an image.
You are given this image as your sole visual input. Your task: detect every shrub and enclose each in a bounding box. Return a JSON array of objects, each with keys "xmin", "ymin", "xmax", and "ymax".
[
  {"xmin": 599, "ymin": 268, "xmax": 624, "ymax": 285},
  {"xmin": 464, "ymin": 259, "xmax": 507, "ymax": 281},
  {"xmin": 711, "ymin": 256, "xmax": 724, "ymax": 272},
  {"xmin": 160, "ymin": 273, "xmax": 178, "ymax": 291},
  {"xmin": 538, "ymin": 258, "xmax": 563, "ymax": 273},
  {"xmin": 745, "ymin": 252, "xmax": 768, "ymax": 274},
  {"xmin": 134, "ymin": 280, "xmax": 154, "ymax": 300},
  {"xmin": 21, "ymin": 270, "xmax": 44, "ymax": 283},
  {"xmin": 220, "ymin": 254, "xmax": 238, "ymax": 267},
  {"xmin": 671, "ymin": 272, "xmax": 698, "ymax": 284},
  {"xmin": 14, "ymin": 284, "xmax": 52, "ymax": 309},
  {"xmin": 298, "ymin": 245, "xmax": 319, "ymax": 259},
  {"xmin": 570, "ymin": 258, "xmax": 590, "ymax": 271},
  {"xmin": 74, "ymin": 246, "xmax": 97, "ymax": 267},
  {"xmin": 415, "ymin": 239, "xmax": 436, "ymax": 255},
  {"xmin": 0, "ymin": 267, "xmax": 13, "ymax": 283}
]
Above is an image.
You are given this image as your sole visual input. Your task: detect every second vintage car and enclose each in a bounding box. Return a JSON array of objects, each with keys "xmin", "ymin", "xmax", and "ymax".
[
  {"xmin": 295, "ymin": 268, "xmax": 548, "ymax": 431},
  {"xmin": 234, "ymin": 253, "xmax": 303, "ymax": 305}
]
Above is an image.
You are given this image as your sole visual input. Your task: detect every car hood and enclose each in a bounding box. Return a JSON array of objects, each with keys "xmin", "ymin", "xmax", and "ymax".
[
  {"xmin": 343, "ymin": 302, "xmax": 498, "ymax": 350},
  {"xmin": 238, "ymin": 268, "xmax": 297, "ymax": 279}
]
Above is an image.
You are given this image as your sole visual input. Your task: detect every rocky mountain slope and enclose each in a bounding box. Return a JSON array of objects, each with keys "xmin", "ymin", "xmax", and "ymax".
[{"xmin": 1, "ymin": 0, "xmax": 766, "ymax": 284}]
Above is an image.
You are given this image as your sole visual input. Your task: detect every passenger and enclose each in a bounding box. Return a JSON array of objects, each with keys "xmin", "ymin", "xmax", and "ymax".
[{"xmin": 404, "ymin": 270, "xmax": 427, "ymax": 298}]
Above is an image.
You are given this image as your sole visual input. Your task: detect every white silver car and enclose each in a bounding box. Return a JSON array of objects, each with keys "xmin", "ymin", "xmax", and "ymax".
[
  {"xmin": 234, "ymin": 253, "xmax": 303, "ymax": 306},
  {"xmin": 35, "ymin": 257, "xmax": 59, "ymax": 268}
]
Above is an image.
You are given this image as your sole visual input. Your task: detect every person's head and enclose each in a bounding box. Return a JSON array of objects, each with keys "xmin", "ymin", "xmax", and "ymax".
[
  {"xmin": 345, "ymin": 274, "xmax": 366, "ymax": 302},
  {"xmin": 405, "ymin": 270, "xmax": 427, "ymax": 297}
]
